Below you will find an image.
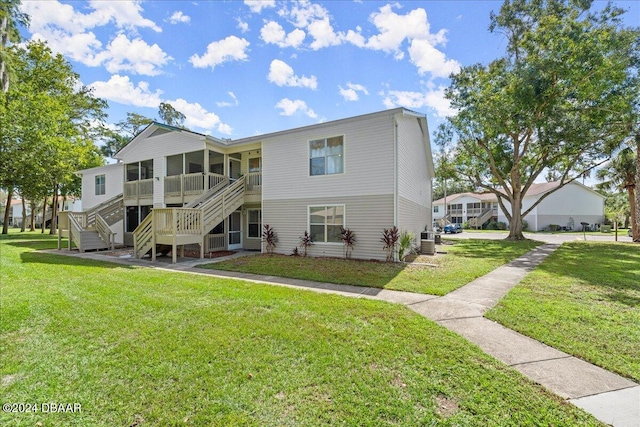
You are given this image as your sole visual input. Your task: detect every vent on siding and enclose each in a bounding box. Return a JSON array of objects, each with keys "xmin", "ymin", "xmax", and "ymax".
[{"xmin": 150, "ymin": 128, "xmax": 171, "ymax": 138}]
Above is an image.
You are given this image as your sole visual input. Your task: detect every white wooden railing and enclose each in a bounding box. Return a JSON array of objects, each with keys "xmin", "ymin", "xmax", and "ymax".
[
  {"xmin": 245, "ymin": 172, "xmax": 262, "ymax": 194},
  {"xmin": 154, "ymin": 208, "xmax": 203, "ymax": 236},
  {"xmin": 124, "ymin": 179, "xmax": 153, "ymax": 200},
  {"xmin": 86, "ymin": 193, "xmax": 124, "ymax": 226},
  {"xmin": 67, "ymin": 213, "xmax": 83, "ymax": 252},
  {"xmin": 133, "ymin": 213, "xmax": 154, "ymax": 259},
  {"xmin": 95, "ymin": 213, "xmax": 115, "ymax": 250},
  {"xmin": 205, "ymin": 234, "xmax": 226, "ymax": 252},
  {"xmin": 184, "ymin": 176, "xmax": 229, "ymax": 208},
  {"xmin": 164, "ymin": 173, "xmax": 226, "ymax": 198},
  {"xmin": 201, "ymin": 176, "xmax": 245, "ymax": 232}
]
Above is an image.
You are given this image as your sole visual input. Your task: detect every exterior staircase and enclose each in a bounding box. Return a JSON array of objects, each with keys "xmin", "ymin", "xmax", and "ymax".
[
  {"xmin": 133, "ymin": 176, "xmax": 246, "ymax": 263},
  {"xmin": 58, "ymin": 194, "xmax": 124, "ymax": 252},
  {"xmin": 468, "ymin": 207, "xmax": 493, "ymax": 229}
]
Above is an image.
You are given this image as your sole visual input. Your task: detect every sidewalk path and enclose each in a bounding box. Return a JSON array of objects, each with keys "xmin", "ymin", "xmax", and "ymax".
[{"xmin": 48, "ymin": 246, "xmax": 639, "ymax": 426}]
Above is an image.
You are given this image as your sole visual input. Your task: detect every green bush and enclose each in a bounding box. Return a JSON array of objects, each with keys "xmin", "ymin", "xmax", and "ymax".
[
  {"xmin": 497, "ymin": 222, "xmax": 507, "ymax": 230},
  {"xmin": 522, "ymin": 220, "xmax": 529, "ymax": 231}
]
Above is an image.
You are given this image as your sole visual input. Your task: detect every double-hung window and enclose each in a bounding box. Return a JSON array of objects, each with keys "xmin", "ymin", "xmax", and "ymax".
[
  {"xmin": 247, "ymin": 209, "xmax": 261, "ymax": 238},
  {"xmin": 95, "ymin": 174, "xmax": 106, "ymax": 195},
  {"xmin": 309, "ymin": 136, "xmax": 344, "ymax": 176},
  {"xmin": 309, "ymin": 205, "xmax": 344, "ymax": 243}
]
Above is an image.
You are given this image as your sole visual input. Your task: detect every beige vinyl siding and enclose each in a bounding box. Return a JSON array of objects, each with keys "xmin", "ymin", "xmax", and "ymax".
[
  {"xmin": 398, "ymin": 196, "xmax": 430, "ymax": 240},
  {"xmin": 396, "ymin": 115, "xmax": 432, "ymax": 233},
  {"xmin": 262, "ymin": 113, "xmax": 395, "ymax": 200},
  {"xmin": 263, "ymin": 195, "xmax": 393, "ymax": 261},
  {"xmin": 242, "ymin": 203, "xmax": 262, "ymax": 250}
]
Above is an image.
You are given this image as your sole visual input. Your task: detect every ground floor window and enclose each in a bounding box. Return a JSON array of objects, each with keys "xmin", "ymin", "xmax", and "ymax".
[
  {"xmin": 452, "ymin": 216, "xmax": 463, "ymax": 224},
  {"xmin": 309, "ymin": 205, "xmax": 345, "ymax": 243},
  {"xmin": 125, "ymin": 205, "xmax": 151, "ymax": 233},
  {"xmin": 247, "ymin": 209, "xmax": 261, "ymax": 238}
]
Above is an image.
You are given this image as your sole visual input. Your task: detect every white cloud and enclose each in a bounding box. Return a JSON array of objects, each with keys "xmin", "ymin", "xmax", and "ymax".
[
  {"xmin": 338, "ymin": 83, "xmax": 368, "ymax": 102},
  {"xmin": 307, "ymin": 18, "xmax": 342, "ymax": 50},
  {"xmin": 95, "ymin": 34, "xmax": 172, "ymax": 76},
  {"xmin": 274, "ymin": 1, "xmax": 346, "ymax": 50},
  {"xmin": 88, "ymin": 75, "xmax": 163, "ymax": 108},
  {"xmin": 189, "ymin": 36, "xmax": 250, "ymax": 70},
  {"xmin": 365, "ymin": 5, "xmax": 430, "ymax": 55},
  {"xmin": 382, "ymin": 86, "xmax": 456, "ymax": 118},
  {"xmin": 275, "ymin": 98, "xmax": 317, "ymax": 118},
  {"xmin": 217, "ymin": 92, "xmax": 239, "ymax": 107},
  {"xmin": 260, "ymin": 21, "xmax": 306, "ymax": 48},
  {"xmin": 20, "ymin": 0, "xmax": 169, "ymax": 75},
  {"xmin": 89, "ymin": 75, "xmax": 233, "ymax": 134},
  {"xmin": 245, "ymin": 0, "xmax": 276, "ymax": 14},
  {"xmin": 408, "ymin": 39, "xmax": 461, "ymax": 78},
  {"xmin": 168, "ymin": 11, "xmax": 190, "ymax": 24},
  {"xmin": 237, "ymin": 19, "xmax": 249, "ymax": 33},
  {"xmin": 268, "ymin": 60, "xmax": 317, "ymax": 89},
  {"xmin": 168, "ymin": 98, "xmax": 232, "ymax": 134}
]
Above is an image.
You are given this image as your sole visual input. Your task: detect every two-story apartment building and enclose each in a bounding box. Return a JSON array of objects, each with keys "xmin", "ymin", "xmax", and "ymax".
[{"xmin": 66, "ymin": 108, "xmax": 434, "ymax": 261}]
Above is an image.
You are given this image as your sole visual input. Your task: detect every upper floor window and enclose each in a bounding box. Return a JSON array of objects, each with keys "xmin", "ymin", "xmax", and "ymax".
[
  {"xmin": 248, "ymin": 157, "xmax": 261, "ymax": 173},
  {"xmin": 310, "ymin": 136, "xmax": 343, "ymax": 176},
  {"xmin": 95, "ymin": 174, "xmax": 105, "ymax": 195},
  {"xmin": 433, "ymin": 206, "xmax": 439, "ymax": 213}
]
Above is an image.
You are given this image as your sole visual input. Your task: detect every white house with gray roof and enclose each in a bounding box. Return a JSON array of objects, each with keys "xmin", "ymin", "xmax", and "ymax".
[{"xmin": 63, "ymin": 108, "xmax": 434, "ymax": 261}]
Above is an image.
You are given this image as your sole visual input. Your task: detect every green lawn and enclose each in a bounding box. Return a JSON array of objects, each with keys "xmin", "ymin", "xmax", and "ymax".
[
  {"xmin": 201, "ymin": 239, "xmax": 541, "ymax": 295},
  {"xmin": 486, "ymin": 241, "xmax": 640, "ymax": 382},
  {"xmin": 0, "ymin": 232, "xmax": 600, "ymax": 426}
]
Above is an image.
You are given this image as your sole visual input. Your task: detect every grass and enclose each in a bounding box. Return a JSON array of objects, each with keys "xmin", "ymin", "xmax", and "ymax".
[
  {"xmin": 201, "ymin": 239, "xmax": 541, "ymax": 295},
  {"xmin": 0, "ymin": 231, "xmax": 601, "ymax": 426},
  {"xmin": 486, "ymin": 241, "xmax": 640, "ymax": 382}
]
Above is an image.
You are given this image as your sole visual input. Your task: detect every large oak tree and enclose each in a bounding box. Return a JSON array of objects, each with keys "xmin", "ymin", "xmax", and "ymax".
[{"xmin": 444, "ymin": 0, "xmax": 640, "ymax": 239}]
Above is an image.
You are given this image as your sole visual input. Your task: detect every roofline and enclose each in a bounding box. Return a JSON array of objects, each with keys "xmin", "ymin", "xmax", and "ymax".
[
  {"xmin": 228, "ymin": 108, "xmax": 412, "ymax": 146},
  {"xmin": 75, "ymin": 162, "xmax": 123, "ymax": 176}
]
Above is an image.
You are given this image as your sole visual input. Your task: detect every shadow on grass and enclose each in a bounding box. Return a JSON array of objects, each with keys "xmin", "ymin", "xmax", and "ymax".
[
  {"xmin": 19, "ymin": 250, "xmax": 133, "ymax": 270},
  {"xmin": 535, "ymin": 241, "xmax": 640, "ymax": 306},
  {"xmin": 440, "ymin": 238, "xmax": 543, "ymax": 261}
]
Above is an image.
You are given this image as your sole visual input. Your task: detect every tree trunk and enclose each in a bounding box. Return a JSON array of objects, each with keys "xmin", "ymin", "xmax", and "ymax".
[
  {"xmin": 29, "ymin": 202, "xmax": 36, "ymax": 231},
  {"xmin": 635, "ymin": 132, "xmax": 640, "ymax": 243},
  {"xmin": 50, "ymin": 185, "xmax": 58, "ymax": 235},
  {"xmin": 41, "ymin": 197, "xmax": 48, "ymax": 234},
  {"xmin": 507, "ymin": 192, "xmax": 526, "ymax": 240},
  {"xmin": 20, "ymin": 198, "xmax": 26, "ymax": 232},
  {"xmin": 2, "ymin": 189, "xmax": 12, "ymax": 234}
]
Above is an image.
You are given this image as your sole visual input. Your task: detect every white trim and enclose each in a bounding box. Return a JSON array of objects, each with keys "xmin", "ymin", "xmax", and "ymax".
[
  {"xmin": 307, "ymin": 204, "xmax": 346, "ymax": 245},
  {"xmin": 308, "ymin": 134, "xmax": 345, "ymax": 177},
  {"xmin": 246, "ymin": 208, "xmax": 262, "ymax": 239}
]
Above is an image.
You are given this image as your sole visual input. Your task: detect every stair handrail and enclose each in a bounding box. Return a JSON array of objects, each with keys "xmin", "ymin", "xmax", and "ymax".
[
  {"xmin": 86, "ymin": 193, "xmax": 124, "ymax": 226},
  {"xmin": 133, "ymin": 212, "xmax": 154, "ymax": 259},
  {"xmin": 67, "ymin": 213, "xmax": 83, "ymax": 252},
  {"xmin": 184, "ymin": 176, "xmax": 230, "ymax": 208},
  {"xmin": 95, "ymin": 213, "xmax": 115, "ymax": 250},
  {"xmin": 201, "ymin": 176, "xmax": 245, "ymax": 232}
]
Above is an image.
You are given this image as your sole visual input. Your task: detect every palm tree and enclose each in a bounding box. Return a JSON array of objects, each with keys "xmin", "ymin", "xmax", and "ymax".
[{"xmin": 597, "ymin": 147, "xmax": 637, "ymax": 240}]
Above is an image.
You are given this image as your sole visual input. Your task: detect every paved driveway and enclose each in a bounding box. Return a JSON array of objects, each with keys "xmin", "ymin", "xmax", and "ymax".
[{"xmin": 443, "ymin": 231, "xmax": 633, "ymax": 244}]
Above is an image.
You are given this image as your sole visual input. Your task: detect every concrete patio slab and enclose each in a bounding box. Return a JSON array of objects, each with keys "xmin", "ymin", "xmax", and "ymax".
[
  {"xmin": 438, "ymin": 317, "xmax": 569, "ymax": 366},
  {"xmin": 513, "ymin": 356, "xmax": 637, "ymax": 399},
  {"xmin": 571, "ymin": 386, "xmax": 640, "ymax": 427}
]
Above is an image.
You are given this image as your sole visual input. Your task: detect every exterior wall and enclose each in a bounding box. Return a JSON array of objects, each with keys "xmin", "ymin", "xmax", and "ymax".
[
  {"xmin": 242, "ymin": 202, "xmax": 262, "ymax": 251},
  {"xmin": 396, "ymin": 115, "xmax": 432, "ymax": 236},
  {"xmin": 262, "ymin": 113, "xmax": 395, "ymax": 201},
  {"xmin": 80, "ymin": 163, "xmax": 123, "ymax": 210},
  {"xmin": 263, "ymin": 195, "xmax": 393, "ymax": 261}
]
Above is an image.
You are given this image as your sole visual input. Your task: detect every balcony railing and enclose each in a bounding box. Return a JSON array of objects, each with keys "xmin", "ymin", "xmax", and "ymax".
[
  {"xmin": 246, "ymin": 172, "xmax": 262, "ymax": 195},
  {"xmin": 124, "ymin": 178, "xmax": 154, "ymax": 200},
  {"xmin": 164, "ymin": 173, "xmax": 227, "ymax": 198}
]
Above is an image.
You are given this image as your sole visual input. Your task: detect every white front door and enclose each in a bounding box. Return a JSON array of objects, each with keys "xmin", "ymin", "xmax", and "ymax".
[{"xmin": 228, "ymin": 211, "xmax": 242, "ymax": 250}]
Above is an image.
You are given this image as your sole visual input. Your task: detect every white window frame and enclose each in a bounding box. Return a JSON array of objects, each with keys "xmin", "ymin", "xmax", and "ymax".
[
  {"xmin": 433, "ymin": 206, "xmax": 439, "ymax": 213},
  {"xmin": 95, "ymin": 174, "xmax": 106, "ymax": 195},
  {"xmin": 247, "ymin": 209, "xmax": 261, "ymax": 239},
  {"xmin": 247, "ymin": 157, "xmax": 261, "ymax": 173},
  {"xmin": 307, "ymin": 204, "xmax": 346, "ymax": 245},
  {"xmin": 309, "ymin": 135, "xmax": 345, "ymax": 177}
]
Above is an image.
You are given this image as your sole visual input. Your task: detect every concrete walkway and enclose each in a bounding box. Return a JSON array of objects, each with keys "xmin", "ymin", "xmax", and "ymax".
[{"xmin": 48, "ymin": 246, "xmax": 639, "ymax": 426}]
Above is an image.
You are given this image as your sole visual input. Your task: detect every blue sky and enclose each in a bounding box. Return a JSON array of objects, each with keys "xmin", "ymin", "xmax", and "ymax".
[{"xmin": 18, "ymin": 0, "xmax": 640, "ymax": 143}]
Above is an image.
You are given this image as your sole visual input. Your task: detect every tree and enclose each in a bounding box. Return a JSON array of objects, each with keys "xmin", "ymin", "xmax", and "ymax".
[
  {"xmin": 158, "ymin": 102, "xmax": 186, "ymax": 128},
  {"xmin": 445, "ymin": 0, "xmax": 640, "ymax": 240},
  {"xmin": 0, "ymin": 41, "xmax": 107, "ymax": 234},
  {"xmin": 1, "ymin": 0, "xmax": 29, "ymax": 91},
  {"xmin": 596, "ymin": 147, "xmax": 637, "ymax": 235}
]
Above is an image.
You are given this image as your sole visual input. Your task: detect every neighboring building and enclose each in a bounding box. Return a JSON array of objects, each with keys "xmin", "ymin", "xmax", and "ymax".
[
  {"xmin": 68, "ymin": 108, "xmax": 434, "ymax": 261},
  {"xmin": 432, "ymin": 181, "xmax": 605, "ymax": 231},
  {"xmin": 7, "ymin": 197, "xmax": 82, "ymax": 228}
]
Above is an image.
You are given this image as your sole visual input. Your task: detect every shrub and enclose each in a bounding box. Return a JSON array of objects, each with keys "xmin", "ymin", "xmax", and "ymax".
[
  {"xmin": 398, "ymin": 231, "xmax": 416, "ymax": 261},
  {"xmin": 522, "ymin": 220, "xmax": 529, "ymax": 231},
  {"xmin": 291, "ymin": 247, "xmax": 300, "ymax": 256},
  {"xmin": 262, "ymin": 224, "xmax": 278, "ymax": 254},
  {"xmin": 299, "ymin": 231, "xmax": 313, "ymax": 257},
  {"xmin": 462, "ymin": 221, "xmax": 471, "ymax": 229},
  {"xmin": 339, "ymin": 227, "xmax": 356, "ymax": 259},
  {"xmin": 486, "ymin": 220, "xmax": 498, "ymax": 230},
  {"xmin": 380, "ymin": 226, "xmax": 399, "ymax": 262},
  {"xmin": 497, "ymin": 221, "xmax": 507, "ymax": 230}
]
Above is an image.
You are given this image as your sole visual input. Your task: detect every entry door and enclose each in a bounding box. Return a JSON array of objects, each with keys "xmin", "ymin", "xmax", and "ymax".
[{"xmin": 228, "ymin": 211, "xmax": 242, "ymax": 250}]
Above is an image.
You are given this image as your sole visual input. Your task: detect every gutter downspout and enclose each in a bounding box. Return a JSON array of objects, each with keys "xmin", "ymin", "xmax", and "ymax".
[{"xmin": 393, "ymin": 115, "xmax": 399, "ymax": 261}]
